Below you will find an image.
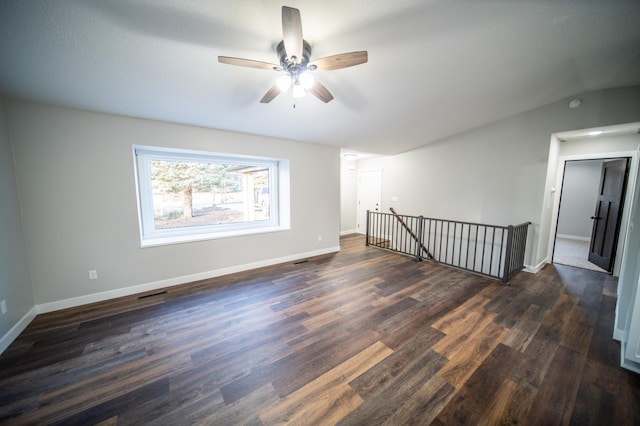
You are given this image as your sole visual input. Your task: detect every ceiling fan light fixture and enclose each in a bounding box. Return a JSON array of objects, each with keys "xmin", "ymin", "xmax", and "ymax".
[
  {"xmin": 299, "ymin": 71, "xmax": 314, "ymax": 89},
  {"xmin": 276, "ymin": 74, "xmax": 292, "ymax": 92},
  {"xmin": 293, "ymin": 83, "xmax": 305, "ymax": 98},
  {"xmin": 218, "ymin": 6, "xmax": 367, "ymax": 104}
]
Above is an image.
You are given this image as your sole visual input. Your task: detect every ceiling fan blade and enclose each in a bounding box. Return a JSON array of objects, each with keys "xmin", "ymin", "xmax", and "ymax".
[
  {"xmin": 310, "ymin": 51, "xmax": 368, "ymax": 71},
  {"xmin": 282, "ymin": 6, "xmax": 303, "ymax": 61},
  {"xmin": 260, "ymin": 84, "xmax": 281, "ymax": 103},
  {"xmin": 218, "ymin": 56, "xmax": 281, "ymax": 71},
  {"xmin": 308, "ymin": 80, "xmax": 334, "ymax": 103}
]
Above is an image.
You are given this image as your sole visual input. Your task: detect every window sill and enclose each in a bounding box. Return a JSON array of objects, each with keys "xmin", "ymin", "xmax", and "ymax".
[{"xmin": 139, "ymin": 225, "xmax": 291, "ymax": 248}]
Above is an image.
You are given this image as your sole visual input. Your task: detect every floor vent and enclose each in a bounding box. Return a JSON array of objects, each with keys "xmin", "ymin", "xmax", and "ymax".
[
  {"xmin": 137, "ymin": 291, "xmax": 167, "ymax": 300},
  {"xmin": 293, "ymin": 260, "xmax": 309, "ymax": 265}
]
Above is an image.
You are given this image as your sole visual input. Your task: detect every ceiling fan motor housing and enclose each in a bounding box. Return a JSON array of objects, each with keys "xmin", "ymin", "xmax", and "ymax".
[{"xmin": 277, "ymin": 40, "xmax": 314, "ymax": 73}]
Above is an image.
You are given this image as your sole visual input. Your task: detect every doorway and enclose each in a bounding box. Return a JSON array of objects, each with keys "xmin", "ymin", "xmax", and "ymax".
[
  {"xmin": 553, "ymin": 157, "xmax": 630, "ymax": 273},
  {"xmin": 356, "ymin": 169, "xmax": 382, "ymax": 234}
]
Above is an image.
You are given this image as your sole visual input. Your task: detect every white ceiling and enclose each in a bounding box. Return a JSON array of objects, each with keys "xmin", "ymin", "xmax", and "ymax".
[{"xmin": 1, "ymin": 0, "xmax": 639, "ymax": 155}]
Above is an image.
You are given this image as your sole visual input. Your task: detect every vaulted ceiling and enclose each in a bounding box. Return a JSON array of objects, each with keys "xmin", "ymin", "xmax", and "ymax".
[{"xmin": 1, "ymin": 0, "xmax": 639, "ymax": 155}]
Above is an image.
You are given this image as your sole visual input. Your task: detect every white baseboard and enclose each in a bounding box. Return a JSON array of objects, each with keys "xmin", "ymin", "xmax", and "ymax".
[
  {"xmin": 340, "ymin": 229, "xmax": 357, "ymax": 236},
  {"xmin": 0, "ymin": 306, "xmax": 38, "ymax": 354},
  {"xmin": 613, "ymin": 327, "xmax": 628, "ymax": 342},
  {"xmin": 36, "ymin": 245, "xmax": 340, "ymax": 314},
  {"xmin": 620, "ymin": 339, "xmax": 640, "ymax": 374},
  {"xmin": 556, "ymin": 234, "xmax": 590, "ymax": 242},
  {"xmin": 524, "ymin": 257, "xmax": 549, "ymax": 274}
]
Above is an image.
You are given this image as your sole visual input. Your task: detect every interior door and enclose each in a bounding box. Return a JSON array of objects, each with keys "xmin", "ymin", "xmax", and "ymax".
[
  {"xmin": 356, "ymin": 169, "xmax": 382, "ymax": 234},
  {"xmin": 588, "ymin": 158, "xmax": 629, "ymax": 272}
]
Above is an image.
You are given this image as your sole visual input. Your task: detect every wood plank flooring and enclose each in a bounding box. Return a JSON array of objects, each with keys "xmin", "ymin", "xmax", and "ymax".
[{"xmin": 1, "ymin": 234, "xmax": 639, "ymax": 425}]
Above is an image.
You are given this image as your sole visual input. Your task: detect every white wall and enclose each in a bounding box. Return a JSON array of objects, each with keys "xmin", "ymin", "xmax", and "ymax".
[
  {"xmin": 5, "ymin": 100, "xmax": 341, "ymax": 308},
  {"xmin": 556, "ymin": 160, "xmax": 602, "ymax": 239},
  {"xmin": 356, "ymin": 86, "xmax": 640, "ymax": 269},
  {"xmin": 0, "ymin": 100, "xmax": 35, "ymax": 350}
]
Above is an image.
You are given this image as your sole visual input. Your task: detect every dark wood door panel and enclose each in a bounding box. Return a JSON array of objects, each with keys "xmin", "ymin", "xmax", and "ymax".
[{"xmin": 589, "ymin": 158, "xmax": 629, "ymax": 272}]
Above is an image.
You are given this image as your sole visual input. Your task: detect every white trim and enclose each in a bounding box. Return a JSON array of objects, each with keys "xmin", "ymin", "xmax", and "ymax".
[
  {"xmin": 36, "ymin": 246, "xmax": 340, "ymax": 314},
  {"xmin": 0, "ymin": 306, "xmax": 38, "ymax": 354},
  {"xmin": 340, "ymin": 229, "xmax": 357, "ymax": 236},
  {"xmin": 614, "ymin": 327, "xmax": 628, "ymax": 342},
  {"xmin": 524, "ymin": 257, "xmax": 548, "ymax": 274},
  {"xmin": 556, "ymin": 234, "xmax": 590, "ymax": 242},
  {"xmin": 133, "ymin": 145, "xmax": 287, "ymax": 247},
  {"xmin": 620, "ymin": 339, "xmax": 640, "ymax": 374},
  {"xmin": 140, "ymin": 225, "xmax": 290, "ymax": 248}
]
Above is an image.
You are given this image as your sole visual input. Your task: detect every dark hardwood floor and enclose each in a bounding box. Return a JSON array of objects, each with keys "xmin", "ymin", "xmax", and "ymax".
[{"xmin": 1, "ymin": 234, "xmax": 639, "ymax": 425}]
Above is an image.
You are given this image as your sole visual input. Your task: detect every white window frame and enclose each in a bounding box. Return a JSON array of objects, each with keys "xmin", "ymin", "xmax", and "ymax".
[{"xmin": 133, "ymin": 145, "xmax": 290, "ymax": 247}]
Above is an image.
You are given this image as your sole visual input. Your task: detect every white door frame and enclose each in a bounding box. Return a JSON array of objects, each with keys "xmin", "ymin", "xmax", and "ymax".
[{"xmin": 546, "ymin": 150, "xmax": 638, "ymax": 277}]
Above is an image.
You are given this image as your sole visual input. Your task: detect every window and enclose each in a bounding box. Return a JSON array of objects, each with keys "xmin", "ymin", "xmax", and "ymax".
[{"xmin": 134, "ymin": 145, "xmax": 288, "ymax": 247}]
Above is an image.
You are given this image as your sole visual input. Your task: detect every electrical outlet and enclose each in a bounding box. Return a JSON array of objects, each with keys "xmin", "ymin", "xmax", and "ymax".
[
  {"xmin": 1, "ymin": 300, "xmax": 6, "ymax": 315},
  {"xmin": 89, "ymin": 270, "xmax": 98, "ymax": 280}
]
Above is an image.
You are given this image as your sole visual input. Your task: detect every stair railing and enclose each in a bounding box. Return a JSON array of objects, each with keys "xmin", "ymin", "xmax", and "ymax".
[
  {"xmin": 366, "ymin": 208, "xmax": 530, "ymax": 285},
  {"xmin": 389, "ymin": 207, "xmax": 434, "ymax": 260}
]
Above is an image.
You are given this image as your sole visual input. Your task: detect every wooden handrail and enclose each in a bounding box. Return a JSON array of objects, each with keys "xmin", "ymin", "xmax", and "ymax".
[{"xmin": 389, "ymin": 207, "xmax": 434, "ymax": 260}]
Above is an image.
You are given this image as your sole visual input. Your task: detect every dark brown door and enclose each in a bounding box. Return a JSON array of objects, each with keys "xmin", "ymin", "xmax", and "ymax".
[{"xmin": 588, "ymin": 158, "xmax": 629, "ymax": 272}]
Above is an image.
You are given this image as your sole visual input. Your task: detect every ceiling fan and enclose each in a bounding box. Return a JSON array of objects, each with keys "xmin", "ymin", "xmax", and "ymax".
[{"xmin": 218, "ymin": 6, "xmax": 368, "ymax": 103}]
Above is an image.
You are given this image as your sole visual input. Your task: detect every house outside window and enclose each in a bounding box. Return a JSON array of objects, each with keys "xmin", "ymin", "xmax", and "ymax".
[{"xmin": 134, "ymin": 145, "xmax": 288, "ymax": 247}]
